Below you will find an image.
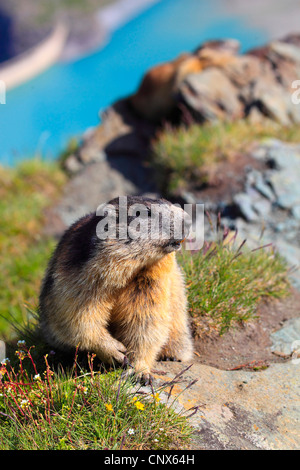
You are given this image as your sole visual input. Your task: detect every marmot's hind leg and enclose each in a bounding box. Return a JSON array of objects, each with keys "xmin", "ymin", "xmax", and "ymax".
[
  {"xmin": 159, "ymin": 324, "xmax": 193, "ymax": 363},
  {"xmin": 159, "ymin": 268, "xmax": 194, "ymax": 363}
]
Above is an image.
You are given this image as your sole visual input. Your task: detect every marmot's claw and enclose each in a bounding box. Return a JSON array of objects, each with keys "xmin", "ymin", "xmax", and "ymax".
[
  {"xmin": 140, "ymin": 373, "xmax": 153, "ymax": 386},
  {"xmin": 122, "ymin": 356, "xmax": 128, "ymax": 369},
  {"xmin": 161, "ymin": 355, "xmax": 181, "ymax": 362},
  {"xmin": 121, "ymin": 368, "xmax": 153, "ymax": 386},
  {"xmin": 121, "ymin": 356, "xmax": 134, "ymax": 369}
]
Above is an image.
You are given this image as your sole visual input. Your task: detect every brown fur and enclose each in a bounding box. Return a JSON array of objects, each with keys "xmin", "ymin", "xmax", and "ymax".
[{"xmin": 39, "ymin": 197, "xmax": 193, "ymax": 383}]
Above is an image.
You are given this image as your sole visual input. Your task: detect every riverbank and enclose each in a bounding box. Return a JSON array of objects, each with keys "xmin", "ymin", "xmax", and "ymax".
[
  {"xmin": 0, "ymin": 0, "xmax": 162, "ymax": 89},
  {"xmin": 60, "ymin": 0, "xmax": 162, "ymax": 61},
  {"xmin": 0, "ymin": 23, "xmax": 68, "ymax": 91},
  {"xmin": 76, "ymin": 0, "xmax": 300, "ymax": 61}
]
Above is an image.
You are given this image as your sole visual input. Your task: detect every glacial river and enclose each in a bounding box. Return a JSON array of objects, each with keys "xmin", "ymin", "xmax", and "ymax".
[{"xmin": 0, "ymin": 0, "xmax": 266, "ymax": 165}]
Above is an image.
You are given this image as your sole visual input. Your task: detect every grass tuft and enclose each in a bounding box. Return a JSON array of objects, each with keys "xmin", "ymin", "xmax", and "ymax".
[
  {"xmin": 151, "ymin": 120, "xmax": 300, "ymax": 194},
  {"xmin": 179, "ymin": 226, "xmax": 291, "ymax": 335},
  {"xmin": 0, "ymin": 344, "xmax": 192, "ymax": 450},
  {"xmin": 0, "ymin": 158, "xmax": 66, "ymax": 336}
]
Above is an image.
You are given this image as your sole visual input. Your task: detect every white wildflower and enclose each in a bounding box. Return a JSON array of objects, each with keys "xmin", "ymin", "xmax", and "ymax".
[
  {"xmin": 20, "ymin": 399, "xmax": 29, "ymax": 408},
  {"xmin": 128, "ymin": 428, "xmax": 135, "ymax": 435}
]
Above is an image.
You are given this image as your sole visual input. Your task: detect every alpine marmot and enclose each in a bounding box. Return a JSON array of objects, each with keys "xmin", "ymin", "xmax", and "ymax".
[{"xmin": 39, "ymin": 196, "xmax": 194, "ymax": 383}]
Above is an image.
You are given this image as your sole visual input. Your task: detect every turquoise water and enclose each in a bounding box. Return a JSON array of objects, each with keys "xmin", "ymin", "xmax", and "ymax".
[{"xmin": 0, "ymin": 0, "xmax": 266, "ymax": 165}]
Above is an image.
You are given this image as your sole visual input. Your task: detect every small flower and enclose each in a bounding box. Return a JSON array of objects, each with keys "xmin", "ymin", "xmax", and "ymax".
[
  {"xmin": 82, "ymin": 386, "xmax": 88, "ymax": 395},
  {"xmin": 33, "ymin": 374, "xmax": 40, "ymax": 381},
  {"xmin": 15, "ymin": 350, "xmax": 25, "ymax": 360},
  {"xmin": 131, "ymin": 396, "xmax": 138, "ymax": 403},
  {"xmin": 127, "ymin": 428, "xmax": 135, "ymax": 435},
  {"xmin": 105, "ymin": 403, "xmax": 113, "ymax": 412},
  {"xmin": 152, "ymin": 393, "xmax": 161, "ymax": 402},
  {"xmin": 154, "ymin": 439, "xmax": 158, "ymax": 442},
  {"xmin": 1, "ymin": 358, "xmax": 9, "ymax": 365},
  {"xmin": 17, "ymin": 340, "xmax": 26, "ymax": 347},
  {"xmin": 20, "ymin": 399, "xmax": 29, "ymax": 409},
  {"xmin": 134, "ymin": 401, "xmax": 145, "ymax": 411}
]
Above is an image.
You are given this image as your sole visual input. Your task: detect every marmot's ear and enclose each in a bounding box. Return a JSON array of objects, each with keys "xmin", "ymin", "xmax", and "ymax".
[{"xmin": 61, "ymin": 214, "xmax": 100, "ymax": 269}]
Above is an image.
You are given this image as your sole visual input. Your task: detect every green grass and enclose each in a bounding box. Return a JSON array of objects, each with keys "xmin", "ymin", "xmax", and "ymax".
[
  {"xmin": 151, "ymin": 120, "xmax": 300, "ymax": 194},
  {"xmin": 0, "ymin": 158, "xmax": 194, "ymax": 450},
  {"xmin": 0, "ymin": 158, "xmax": 66, "ymax": 336},
  {"xmin": 0, "ymin": 150, "xmax": 292, "ymax": 450},
  {"xmin": 178, "ymin": 225, "xmax": 291, "ymax": 335},
  {"xmin": 0, "ymin": 346, "xmax": 193, "ymax": 450}
]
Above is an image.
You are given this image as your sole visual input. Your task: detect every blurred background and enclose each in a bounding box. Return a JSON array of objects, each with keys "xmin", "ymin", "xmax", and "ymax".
[{"xmin": 0, "ymin": 0, "xmax": 299, "ymax": 165}]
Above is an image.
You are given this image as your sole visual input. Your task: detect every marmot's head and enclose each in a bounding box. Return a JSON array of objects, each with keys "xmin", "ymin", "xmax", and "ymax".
[
  {"xmin": 57, "ymin": 197, "xmax": 192, "ymax": 276},
  {"xmin": 95, "ymin": 196, "xmax": 192, "ymax": 264}
]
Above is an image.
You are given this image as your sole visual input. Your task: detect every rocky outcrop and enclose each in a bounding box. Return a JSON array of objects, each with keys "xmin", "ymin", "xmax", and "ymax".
[
  {"xmin": 47, "ymin": 100, "xmax": 159, "ymax": 236},
  {"xmin": 58, "ymin": 35, "xmax": 300, "ymax": 285},
  {"xmin": 219, "ymin": 139, "xmax": 300, "ymax": 290},
  {"xmin": 131, "ymin": 34, "xmax": 300, "ymax": 125},
  {"xmin": 154, "ymin": 360, "xmax": 300, "ymax": 450},
  {"xmin": 64, "ymin": 34, "xmax": 300, "ymax": 174}
]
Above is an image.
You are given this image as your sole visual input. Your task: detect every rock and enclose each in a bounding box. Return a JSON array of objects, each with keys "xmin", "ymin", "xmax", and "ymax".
[
  {"xmin": 130, "ymin": 39, "xmax": 239, "ymax": 122},
  {"xmin": 64, "ymin": 34, "xmax": 300, "ymax": 178},
  {"xmin": 270, "ymin": 177, "xmax": 300, "ymax": 209},
  {"xmin": 266, "ymin": 156, "xmax": 300, "ymax": 210},
  {"xmin": 233, "ymin": 192, "xmax": 260, "ymax": 222},
  {"xmin": 270, "ymin": 318, "xmax": 300, "ymax": 357},
  {"xmin": 222, "ymin": 54, "xmax": 263, "ymax": 88},
  {"xmin": 63, "ymin": 99, "xmax": 157, "ymax": 174},
  {"xmin": 265, "ymin": 142, "xmax": 300, "ymax": 169},
  {"xmin": 252, "ymin": 197, "xmax": 272, "ymax": 217},
  {"xmin": 128, "ymin": 33, "xmax": 300, "ymax": 125},
  {"xmin": 64, "ymin": 154, "xmax": 84, "ymax": 173},
  {"xmin": 270, "ymin": 40, "xmax": 300, "ymax": 64},
  {"xmin": 245, "ymin": 169, "xmax": 275, "ymax": 201},
  {"xmin": 249, "ymin": 141, "xmax": 300, "ymax": 209},
  {"xmin": 256, "ymin": 87, "xmax": 293, "ymax": 126},
  {"xmin": 292, "ymin": 205, "xmax": 300, "ymax": 220},
  {"xmin": 47, "ymin": 155, "xmax": 157, "ymax": 233},
  {"xmin": 154, "ymin": 361, "xmax": 300, "ymax": 450},
  {"xmin": 0, "ymin": 341, "xmax": 6, "ymax": 363},
  {"xmin": 194, "ymin": 38, "xmax": 241, "ymax": 57},
  {"xmin": 179, "ymin": 68, "xmax": 243, "ymax": 122}
]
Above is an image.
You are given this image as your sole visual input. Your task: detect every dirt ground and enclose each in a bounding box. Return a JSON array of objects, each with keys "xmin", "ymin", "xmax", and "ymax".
[{"xmin": 192, "ymin": 287, "xmax": 300, "ymax": 371}]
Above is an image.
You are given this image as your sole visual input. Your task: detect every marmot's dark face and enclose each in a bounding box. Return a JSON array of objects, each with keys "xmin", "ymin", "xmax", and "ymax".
[{"xmin": 95, "ymin": 196, "xmax": 192, "ymax": 263}]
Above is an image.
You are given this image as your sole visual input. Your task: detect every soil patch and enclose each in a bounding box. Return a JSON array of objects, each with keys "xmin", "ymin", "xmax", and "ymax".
[
  {"xmin": 192, "ymin": 287, "xmax": 300, "ymax": 371},
  {"xmin": 190, "ymin": 150, "xmax": 265, "ymax": 206}
]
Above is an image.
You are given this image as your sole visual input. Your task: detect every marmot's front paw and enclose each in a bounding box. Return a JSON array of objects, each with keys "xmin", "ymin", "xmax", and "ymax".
[
  {"xmin": 122, "ymin": 367, "xmax": 153, "ymax": 386},
  {"xmin": 137, "ymin": 371, "xmax": 153, "ymax": 386},
  {"xmin": 160, "ymin": 354, "xmax": 181, "ymax": 362},
  {"xmin": 97, "ymin": 339, "xmax": 127, "ymax": 365}
]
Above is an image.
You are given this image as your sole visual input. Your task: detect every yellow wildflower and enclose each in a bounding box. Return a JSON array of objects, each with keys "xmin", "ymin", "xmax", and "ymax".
[
  {"xmin": 105, "ymin": 403, "xmax": 113, "ymax": 412},
  {"xmin": 134, "ymin": 401, "xmax": 145, "ymax": 411}
]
